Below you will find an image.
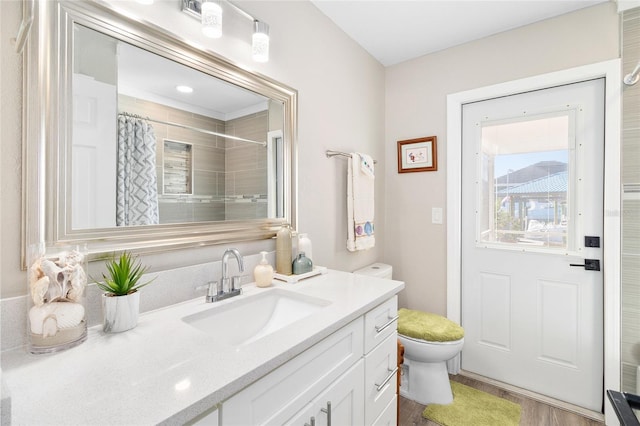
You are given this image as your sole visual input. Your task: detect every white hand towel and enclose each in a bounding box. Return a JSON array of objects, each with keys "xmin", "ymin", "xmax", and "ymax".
[{"xmin": 347, "ymin": 152, "xmax": 375, "ymax": 251}]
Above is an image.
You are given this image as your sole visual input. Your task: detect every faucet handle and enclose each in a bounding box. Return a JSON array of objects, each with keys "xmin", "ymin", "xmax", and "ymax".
[
  {"xmin": 206, "ymin": 280, "xmax": 219, "ymax": 303},
  {"xmin": 231, "ymin": 276, "xmax": 242, "ymax": 291}
]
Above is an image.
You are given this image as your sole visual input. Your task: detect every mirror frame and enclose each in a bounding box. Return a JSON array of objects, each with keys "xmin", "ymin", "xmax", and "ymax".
[{"xmin": 22, "ymin": 0, "xmax": 297, "ymax": 268}]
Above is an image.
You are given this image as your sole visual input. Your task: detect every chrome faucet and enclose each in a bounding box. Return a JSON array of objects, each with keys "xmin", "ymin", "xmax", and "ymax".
[{"xmin": 206, "ymin": 248, "xmax": 244, "ymax": 303}]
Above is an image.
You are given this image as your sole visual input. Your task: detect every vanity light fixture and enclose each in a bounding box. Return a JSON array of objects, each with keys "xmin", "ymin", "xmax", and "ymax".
[
  {"xmin": 176, "ymin": 85, "xmax": 194, "ymax": 93},
  {"xmin": 201, "ymin": 0, "xmax": 223, "ymax": 39},
  {"xmin": 182, "ymin": 0, "xmax": 270, "ymax": 63},
  {"xmin": 252, "ymin": 20, "xmax": 269, "ymax": 63}
]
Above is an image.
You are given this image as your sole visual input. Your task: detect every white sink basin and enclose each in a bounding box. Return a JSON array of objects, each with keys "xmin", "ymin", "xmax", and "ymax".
[{"xmin": 182, "ymin": 288, "xmax": 331, "ymax": 346}]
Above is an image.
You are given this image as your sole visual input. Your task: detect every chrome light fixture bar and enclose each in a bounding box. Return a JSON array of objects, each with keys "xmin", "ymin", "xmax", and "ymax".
[{"xmin": 182, "ymin": 0, "xmax": 270, "ymax": 62}]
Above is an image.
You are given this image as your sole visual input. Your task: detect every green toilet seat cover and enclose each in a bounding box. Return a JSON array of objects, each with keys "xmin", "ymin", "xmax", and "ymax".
[{"xmin": 398, "ymin": 308, "xmax": 464, "ymax": 342}]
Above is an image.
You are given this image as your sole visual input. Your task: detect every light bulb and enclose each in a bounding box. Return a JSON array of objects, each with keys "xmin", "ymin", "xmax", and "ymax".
[
  {"xmin": 201, "ymin": 1, "xmax": 222, "ymax": 39},
  {"xmin": 252, "ymin": 21, "xmax": 269, "ymax": 63}
]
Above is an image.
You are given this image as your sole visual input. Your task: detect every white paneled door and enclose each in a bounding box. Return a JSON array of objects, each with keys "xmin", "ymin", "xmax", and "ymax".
[
  {"xmin": 461, "ymin": 79, "xmax": 605, "ymax": 411},
  {"xmin": 72, "ymin": 73, "xmax": 117, "ymax": 230}
]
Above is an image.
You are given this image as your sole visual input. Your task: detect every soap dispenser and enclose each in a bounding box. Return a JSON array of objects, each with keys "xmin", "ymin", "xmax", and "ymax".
[{"xmin": 254, "ymin": 251, "xmax": 274, "ymax": 288}]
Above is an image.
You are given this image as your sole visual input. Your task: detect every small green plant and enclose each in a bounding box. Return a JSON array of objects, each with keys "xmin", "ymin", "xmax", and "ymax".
[{"xmin": 96, "ymin": 251, "xmax": 155, "ymax": 296}]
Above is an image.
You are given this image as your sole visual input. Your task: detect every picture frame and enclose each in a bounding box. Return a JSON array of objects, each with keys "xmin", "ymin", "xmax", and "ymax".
[{"xmin": 397, "ymin": 136, "xmax": 437, "ymax": 173}]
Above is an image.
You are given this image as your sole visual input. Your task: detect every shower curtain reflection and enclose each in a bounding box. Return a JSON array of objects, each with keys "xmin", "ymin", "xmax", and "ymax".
[{"xmin": 116, "ymin": 114, "xmax": 159, "ymax": 226}]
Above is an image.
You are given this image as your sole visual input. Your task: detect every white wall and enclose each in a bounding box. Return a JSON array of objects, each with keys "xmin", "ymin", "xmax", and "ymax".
[
  {"xmin": 384, "ymin": 2, "xmax": 620, "ymax": 316},
  {"xmin": 1, "ymin": 0, "xmax": 24, "ymax": 299},
  {"xmin": 0, "ymin": 0, "xmax": 385, "ymax": 298}
]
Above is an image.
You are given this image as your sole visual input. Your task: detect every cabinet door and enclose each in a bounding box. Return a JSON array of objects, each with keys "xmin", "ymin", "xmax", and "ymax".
[
  {"xmin": 365, "ymin": 332, "xmax": 398, "ymax": 425},
  {"xmin": 289, "ymin": 360, "xmax": 365, "ymax": 426}
]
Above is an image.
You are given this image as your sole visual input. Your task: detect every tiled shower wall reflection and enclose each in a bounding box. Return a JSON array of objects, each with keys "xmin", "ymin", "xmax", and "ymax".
[
  {"xmin": 118, "ymin": 95, "xmax": 268, "ymax": 223},
  {"xmin": 621, "ymin": 7, "xmax": 640, "ymax": 394},
  {"xmin": 225, "ymin": 111, "xmax": 269, "ymax": 220}
]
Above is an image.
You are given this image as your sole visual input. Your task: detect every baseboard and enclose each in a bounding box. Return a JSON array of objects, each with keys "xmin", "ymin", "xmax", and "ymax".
[{"xmin": 458, "ymin": 370, "xmax": 605, "ymax": 422}]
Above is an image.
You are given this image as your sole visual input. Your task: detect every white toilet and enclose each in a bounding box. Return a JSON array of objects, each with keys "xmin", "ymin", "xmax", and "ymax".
[{"xmin": 354, "ymin": 263, "xmax": 464, "ymax": 406}]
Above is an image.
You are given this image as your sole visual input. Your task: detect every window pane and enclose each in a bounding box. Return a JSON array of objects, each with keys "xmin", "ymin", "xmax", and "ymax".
[{"xmin": 478, "ymin": 114, "xmax": 570, "ymax": 250}]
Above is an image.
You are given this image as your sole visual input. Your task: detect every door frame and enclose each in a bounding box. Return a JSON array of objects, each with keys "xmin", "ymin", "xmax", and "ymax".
[{"xmin": 446, "ymin": 59, "xmax": 621, "ymax": 424}]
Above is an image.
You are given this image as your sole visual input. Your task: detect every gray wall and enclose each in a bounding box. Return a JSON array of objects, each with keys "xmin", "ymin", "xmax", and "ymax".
[{"xmin": 384, "ymin": 2, "xmax": 620, "ymax": 316}]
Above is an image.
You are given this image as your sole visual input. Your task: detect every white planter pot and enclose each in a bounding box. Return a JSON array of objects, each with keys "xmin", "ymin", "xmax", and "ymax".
[{"xmin": 102, "ymin": 291, "xmax": 140, "ymax": 333}]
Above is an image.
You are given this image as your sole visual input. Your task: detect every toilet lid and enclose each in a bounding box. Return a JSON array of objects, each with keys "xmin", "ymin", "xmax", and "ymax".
[{"xmin": 398, "ymin": 308, "xmax": 464, "ymax": 342}]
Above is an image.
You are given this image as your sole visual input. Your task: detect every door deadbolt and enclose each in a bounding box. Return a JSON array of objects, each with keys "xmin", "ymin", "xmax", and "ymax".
[{"xmin": 570, "ymin": 259, "xmax": 601, "ymax": 271}]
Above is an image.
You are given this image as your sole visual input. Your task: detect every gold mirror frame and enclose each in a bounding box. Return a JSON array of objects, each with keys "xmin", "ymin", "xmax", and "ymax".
[{"xmin": 21, "ymin": 1, "xmax": 297, "ymax": 267}]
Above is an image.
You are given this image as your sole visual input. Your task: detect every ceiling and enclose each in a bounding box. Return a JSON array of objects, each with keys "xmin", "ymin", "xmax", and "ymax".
[
  {"xmin": 310, "ymin": 0, "xmax": 608, "ymax": 67},
  {"xmin": 117, "ymin": 41, "xmax": 268, "ymax": 121}
]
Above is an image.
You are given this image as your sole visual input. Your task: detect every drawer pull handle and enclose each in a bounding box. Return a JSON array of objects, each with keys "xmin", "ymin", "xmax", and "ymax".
[
  {"xmin": 375, "ymin": 315, "xmax": 399, "ymax": 333},
  {"xmin": 375, "ymin": 366, "xmax": 399, "ymax": 392},
  {"xmin": 304, "ymin": 416, "xmax": 315, "ymax": 426},
  {"xmin": 321, "ymin": 401, "xmax": 331, "ymax": 426}
]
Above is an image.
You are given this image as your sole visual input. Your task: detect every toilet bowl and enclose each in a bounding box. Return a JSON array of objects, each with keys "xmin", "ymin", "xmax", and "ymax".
[
  {"xmin": 353, "ymin": 263, "xmax": 464, "ymax": 406},
  {"xmin": 397, "ymin": 308, "xmax": 464, "ymax": 406}
]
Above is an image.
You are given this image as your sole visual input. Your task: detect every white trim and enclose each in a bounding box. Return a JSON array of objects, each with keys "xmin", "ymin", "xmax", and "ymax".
[
  {"xmin": 267, "ymin": 129, "xmax": 284, "ymax": 218},
  {"xmin": 446, "ymin": 59, "xmax": 621, "ymax": 425}
]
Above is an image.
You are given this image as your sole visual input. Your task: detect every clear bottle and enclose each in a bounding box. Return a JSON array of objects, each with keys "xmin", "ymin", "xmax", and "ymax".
[
  {"xmin": 298, "ymin": 233, "xmax": 313, "ymax": 263},
  {"xmin": 292, "ymin": 252, "xmax": 313, "ymax": 275},
  {"xmin": 254, "ymin": 251, "xmax": 274, "ymax": 288},
  {"xmin": 276, "ymin": 224, "xmax": 293, "ymax": 275}
]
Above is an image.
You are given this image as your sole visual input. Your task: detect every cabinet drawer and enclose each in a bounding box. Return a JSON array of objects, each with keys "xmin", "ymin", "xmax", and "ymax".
[
  {"xmin": 364, "ymin": 332, "xmax": 397, "ymax": 425},
  {"xmin": 372, "ymin": 394, "xmax": 397, "ymax": 426},
  {"xmin": 364, "ymin": 296, "xmax": 398, "ymax": 354},
  {"xmin": 222, "ymin": 317, "xmax": 364, "ymax": 425}
]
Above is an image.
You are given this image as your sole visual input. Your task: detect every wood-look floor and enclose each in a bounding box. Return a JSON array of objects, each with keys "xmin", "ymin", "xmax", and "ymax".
[{"xmin": 398, "ymin": 374, "xmax": 604, "ymax": 426}]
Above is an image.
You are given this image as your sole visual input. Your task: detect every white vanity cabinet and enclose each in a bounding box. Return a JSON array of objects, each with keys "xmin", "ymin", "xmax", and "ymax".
[{"xmin": 220, "ymin": 296, "xmax": 398, "ymax": 426}]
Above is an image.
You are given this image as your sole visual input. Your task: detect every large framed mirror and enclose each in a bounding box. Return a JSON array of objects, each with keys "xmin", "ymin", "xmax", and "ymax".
[{"xmin": 22, "ymin": 1, "xmax": 297, "ymax": 266}]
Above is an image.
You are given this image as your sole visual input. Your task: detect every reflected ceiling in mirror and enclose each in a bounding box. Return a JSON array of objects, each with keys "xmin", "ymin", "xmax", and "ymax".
[{"xmin": 22, "ymin": 1, "xmax": 297, "ymax": 264}]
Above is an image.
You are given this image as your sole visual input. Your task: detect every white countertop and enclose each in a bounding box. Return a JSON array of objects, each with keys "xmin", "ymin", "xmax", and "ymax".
[{"xmin": 2, "ymin": 269, "xmax": 404, "ymax": 425}]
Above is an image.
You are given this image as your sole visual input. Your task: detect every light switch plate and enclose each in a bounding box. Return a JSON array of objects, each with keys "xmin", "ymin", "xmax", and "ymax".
[{"xmin": 432, "ymin": 207, "xmax": 443, "ymax": 224}]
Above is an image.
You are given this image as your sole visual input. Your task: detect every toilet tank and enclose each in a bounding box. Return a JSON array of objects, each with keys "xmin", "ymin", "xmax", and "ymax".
[{"xmin": 353, "ymin": 263, "xmax": 393, "ymax": 279}]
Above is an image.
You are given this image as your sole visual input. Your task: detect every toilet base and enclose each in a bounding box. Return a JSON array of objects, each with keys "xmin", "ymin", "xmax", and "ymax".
[{"xmin": 400, "ymin": 358, "xmax": 454, "ymax": 405}]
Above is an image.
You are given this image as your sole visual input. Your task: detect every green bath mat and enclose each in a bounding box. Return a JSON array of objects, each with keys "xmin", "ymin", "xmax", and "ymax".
[{"xmin": 422, "ymin": 381, "xmax": 521, "ymax": 426}]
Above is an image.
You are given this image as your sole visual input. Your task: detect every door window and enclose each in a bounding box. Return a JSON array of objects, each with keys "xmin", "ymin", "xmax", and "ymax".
[{"xmin": 477, "ymin": 111, "xmax": 576, "ymax": 251}]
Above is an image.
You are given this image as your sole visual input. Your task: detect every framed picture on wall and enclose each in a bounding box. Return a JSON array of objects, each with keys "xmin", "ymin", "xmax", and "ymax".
[{"xmin": 397, "ymin": 136, "xmax": 437, "ymax": 173}]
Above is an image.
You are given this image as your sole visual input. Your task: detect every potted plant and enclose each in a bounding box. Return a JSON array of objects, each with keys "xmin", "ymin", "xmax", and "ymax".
[{"xmin": 96, "ymin": 251, "xmax": 155, "ymax": 333}]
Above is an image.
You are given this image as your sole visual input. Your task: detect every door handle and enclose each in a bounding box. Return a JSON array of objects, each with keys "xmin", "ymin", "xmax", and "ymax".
[{"xmin": 570, "ymin": 259, "xmax": 600, "ymax": 271}]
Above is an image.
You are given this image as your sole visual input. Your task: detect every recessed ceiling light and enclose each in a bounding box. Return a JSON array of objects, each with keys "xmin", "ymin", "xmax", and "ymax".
[{"xmin": 176, "ymin": 85, "xmax": 194, "ymax": 94}]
